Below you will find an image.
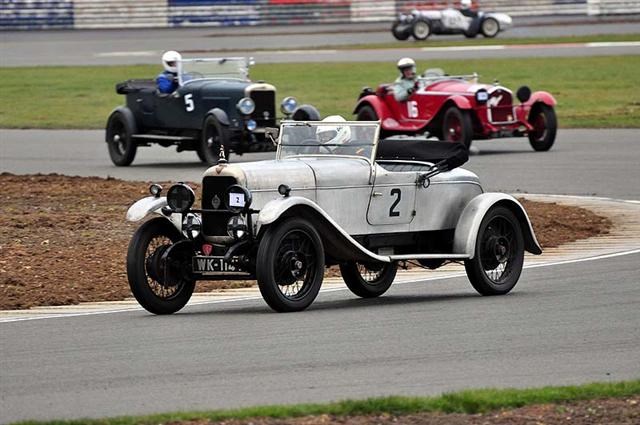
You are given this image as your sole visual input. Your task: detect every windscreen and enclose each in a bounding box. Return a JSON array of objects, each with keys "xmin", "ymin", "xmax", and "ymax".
[
  {"xmin": 179, "ymin": 58, "xmax": 250, "ymax": 84},
  {"xmin": 278, "ymin": 121, "xmax": 379, "ymax": 161}
]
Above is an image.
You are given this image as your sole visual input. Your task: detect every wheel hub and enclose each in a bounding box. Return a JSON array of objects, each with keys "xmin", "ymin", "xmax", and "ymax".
[
  {"xmin": 483, "ymin": 235, "xmax": 510, "ymax": 269},
  {"xmin": 146, "ymin": 244, "xmax": 171, "ymax": 285}
]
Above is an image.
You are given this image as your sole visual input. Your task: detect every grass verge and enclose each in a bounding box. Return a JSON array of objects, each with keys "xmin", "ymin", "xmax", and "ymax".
[
  {"xmin": 1, "ymin": 56, "xmax": 638, "ymax": 129},
  {"xmin": 11, "ymin": 380, "xmax": 640, "ymax": 425}
]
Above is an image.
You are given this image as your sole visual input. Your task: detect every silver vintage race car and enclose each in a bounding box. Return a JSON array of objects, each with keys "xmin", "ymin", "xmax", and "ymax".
[{"xmin": 125, "ymin": 120, "xmax": 541, "ymax": 314}]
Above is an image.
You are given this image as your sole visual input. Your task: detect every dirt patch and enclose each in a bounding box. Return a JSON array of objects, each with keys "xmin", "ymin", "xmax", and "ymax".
[
  {"xmin": 0, "ymin": 173, "xmax": 611, "ymax": 311},
  {"xmin": 167, "ymin": 396, "xmax": 639, "ymax": 425}
]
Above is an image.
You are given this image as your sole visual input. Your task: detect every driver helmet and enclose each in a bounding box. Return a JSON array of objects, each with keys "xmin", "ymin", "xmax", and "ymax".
[
  {"xmin": 460, "ymin": 0, "xmax": 472, "ymax": 9},
  {"xmin": 162, "ymin": 50, "xmax": 182, "ymax": 73},
  {"xmin": 397, "ymin": 57, "xmax": 416, "ymax": 78},
  {"xmin": 316, "ymin": 115, "xmax": 351, "ymax": 147}
]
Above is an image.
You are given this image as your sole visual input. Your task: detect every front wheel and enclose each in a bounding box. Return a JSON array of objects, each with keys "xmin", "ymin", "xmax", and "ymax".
[
  {"xmin": 340, "ymin": 262, "xmax": 397, "ymax": 298},
  {"xmin": 126, "ymin": 218, "xmax": 195, "ymax": 314},
  {"xmin": 528, "ymin": 104, "xmax": 557, "ymax": 152},
  {"xmin": 464, "ymin": 206, "xmax": 525, "ymax": 296},
  {"xmin": 198, "ymin": 115, "xmax": 230, "ymax": 165},
  {"xmin": 256, "ymin": 218, "xmax": 325, "ymax": 312},
  {"xmin": 412, "ymin": 19, "xmax": 431, "ymax": 40},
  {"xmin": 481, "ymin": 17, "xmax": 500, "ymax": 38},
  {"xmin": 442, "ymin": 106, "xmax": 473, "ymax": 149},
  {"xmin": 106, "ymin": 110, "xmax": 137, "ymax": 166},
  {"xmin": 356, "ymin": 105, "xmax": 389, "ymax": 139}
]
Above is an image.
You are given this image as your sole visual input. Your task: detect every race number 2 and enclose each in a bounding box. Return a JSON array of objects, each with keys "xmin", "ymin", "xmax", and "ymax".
[
  {"xmin": 389, "ymin": 188, "xmax": 401, "ymax": 217},
  {"xmin": 407, "ymin": 101, "xmax": 418, "ymax": 118},
  {"xmin": 184, "ymin": 93, "xmax": 195, "ymax": 112}
]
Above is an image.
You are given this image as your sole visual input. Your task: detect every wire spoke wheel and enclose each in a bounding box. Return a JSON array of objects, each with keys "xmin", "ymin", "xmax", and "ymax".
[
  {"xmin": 274, "ymin": 230, "xmax": 317, "ymax": 300},
  {"xmin": 340, "ymin": 261, "xmax": 397, "ymax": 298},
  {"xmin": 464, "ymin": 206, "xmax": 524, "ymax": 296},
  {"xmin": 144, "ymin": 235, "xmax": 185, "ymax": 300}
]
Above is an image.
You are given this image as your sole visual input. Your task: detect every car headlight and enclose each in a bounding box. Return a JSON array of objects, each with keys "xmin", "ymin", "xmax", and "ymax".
[
  {"xmin": 182, "ymin": 213, "xmax": 202, "ymax": 240},
  {"xmin": 475, "ymin": 89, "xmax": 489, "ymax": 104},
  {"xmin": 236, "ymin": 97, "xmax": 255, "ymax": 115},
  {"xmin": 167, "ymin": 183, "xmax": 195, "ymax": 213},
  {"xmin": 227, "ymin": 215, "xmax": 248, "ymax": 240},
  {"xmin": 280, "ymin": 96, "xmax": 298, "ymax": 115},
  {"xmin": 226, "ymin": 184, "xmax": 252, "ymax": 213},
  {"xmin": 246, "ymin": 119, "xmax": 257, "ymax": 131}
]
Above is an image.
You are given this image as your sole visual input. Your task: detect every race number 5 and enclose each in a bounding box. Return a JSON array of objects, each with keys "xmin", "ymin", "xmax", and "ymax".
[
  {"xmin": 184, "ymin": 93, "xmax": 195, "ymax": 112},
  {"xmin": 407, "ymin": 101, "xmax": 419, "ymax": 118}
]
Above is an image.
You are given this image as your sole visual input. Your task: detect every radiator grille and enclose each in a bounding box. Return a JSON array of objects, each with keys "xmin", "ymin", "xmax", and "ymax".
[
  {"xmin": 202, "ymin": 176, "xmax": 237, "ymax": 236},
  {"xmin": 488, "ymin": 89, "xmax": 514, "ymax": 123},
  {"xmin": 250, "ymin": 90, "xmax": 276, "ymax": 127}
]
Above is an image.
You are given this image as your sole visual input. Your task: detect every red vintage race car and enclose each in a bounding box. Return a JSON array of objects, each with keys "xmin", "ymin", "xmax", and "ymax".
[{"xmin": 354, "ymin": 70, "xmax": 557, "ymax": 151}]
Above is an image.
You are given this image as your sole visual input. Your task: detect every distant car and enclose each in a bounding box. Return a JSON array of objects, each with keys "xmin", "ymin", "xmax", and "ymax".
[
  {"xmin": 106, "ymin": 57, "xmax": 320, "ymax": 166},
  {"xmin": 125, "ymin": 120, "xmax": 541, "ymax": 315},
  {"xmin": 392, "ymin": 8, "xmax": 512, "ymax": 40},
  {"xmin": 354, "ymin": 69, "xmax": 557, "ymax": 151}
]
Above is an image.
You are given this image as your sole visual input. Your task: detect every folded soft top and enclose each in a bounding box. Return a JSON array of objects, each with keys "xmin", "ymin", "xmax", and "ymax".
[{"xmin": 376, "ymin": 138, "xmax": 469, "ymax": 171}]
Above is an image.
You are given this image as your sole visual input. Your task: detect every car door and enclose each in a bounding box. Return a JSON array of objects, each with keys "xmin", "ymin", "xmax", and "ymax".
[
  {"xmin": 366, "ymin": 165, "xmax": 417, "ymax": 226},
  {"xmin": 154, "ymin": 85, "xmax": 201, "ymax": 129}
]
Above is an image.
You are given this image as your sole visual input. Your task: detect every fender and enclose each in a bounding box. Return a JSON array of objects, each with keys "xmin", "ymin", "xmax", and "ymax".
[
  {"xmin": 206, "ymin": 108, "xmax": 230, "ymax": 126},
  {"xmin": 292, "ymin": 104, "xmax": 321, "ymax": 121},
  {"xmin": 257, "ymin": 196, "xmax": 391, "ymax": 263},
  {"xmin": 453, "ymin": 193, "xmax": 542, "ymax": 258},
  {"xmin": 126, "ymin": 196, "xmax": 182, "ymax": 230},
  {"xmin": 353, "ymin": 95, "xmax": 394, "ymax": 127},
  {"xmin": 527, "ymin": 91, "xmax": 556, "ymax": 108},
  {"xmin": 444, "ymin": 95, "xmax": 473, "ymax": 110},
  {"xmin": 106, "ymin": 106, "xmax": 137, "ymax": 142}
]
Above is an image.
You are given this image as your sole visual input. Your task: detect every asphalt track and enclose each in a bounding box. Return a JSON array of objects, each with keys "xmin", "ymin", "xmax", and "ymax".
[{"xmin": 2, "ymin": 128, "xmax": 639, "ymax": 200}]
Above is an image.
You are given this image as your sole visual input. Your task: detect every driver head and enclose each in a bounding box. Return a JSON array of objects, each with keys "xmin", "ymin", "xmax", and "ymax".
[
  {"xmin": 397, "ymin": 57, "xmax": 416, "ymax": 79},
  {"xmin": 316, "ymin": 115, "xmax": 351, "ymax": 147},
  {"xmin": 461, "ymin": 0, "xmax": 472, "ymax": 9},
  {"xmin": 162, "ymin": 50, "xmax": 182, "ymax": 73}
]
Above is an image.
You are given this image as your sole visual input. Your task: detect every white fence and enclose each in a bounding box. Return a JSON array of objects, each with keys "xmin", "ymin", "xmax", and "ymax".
[{"xmin": 1, "ymin": 0, "xmax": 639, "ymax": 30}]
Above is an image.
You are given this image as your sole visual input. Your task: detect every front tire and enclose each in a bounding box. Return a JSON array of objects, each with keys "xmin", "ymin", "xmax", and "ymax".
[
  {"xmin": 527, "ymin": 104, "xmax": 557, "ymax": 152},
  {"xmin": 256, "ymin": 218, "xmax": 325, "ymax": 312},
  {"xmin": 106, "ymin": 110, "xmax": 137, "ymax": 166},
  {"xmin": 464, "ymin": 206, "xmax": 525, "ymax": 296},
  {"xmin": 126, "ymin": 218, "xmax": 195, "ymax": 314},
  {"xmin": 481, "ymin": 17, "xmax": 500, "ymax": 38},
  {"xmin": 442, "ymin": 106, "xmax": 473, "ymax": 148},
  {"xmin": 392, "ymin": 21, "xmax": 410, "ymax": 41},
  {"xmin": 340, "ymin": 262, "xmax": 397, "ymax": 298},
  {"xmin": 412, "ymin": 19, "xmax": 431, "ymax": 40},
  {"xmin": 199, "ymin": 115, "xmax": 230, "ymax": 165}
]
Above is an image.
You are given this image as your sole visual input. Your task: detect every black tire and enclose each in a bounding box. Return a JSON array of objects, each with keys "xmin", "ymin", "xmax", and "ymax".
[
  {"xmin": 412, "ymin": 19, "xmax": 431, "ymax": 40},
  {"xmin": 481, "ymin": 17, "xmax": 500, "ymax": 38},
  {"xmin": 126, "ymin": 218, "xmax": 195, "ymax": 314},
  {"xmin": 340, "ymin": 262, "xmax": 397, "ymax": 298},
  {"xmin": 441, "ymin": 106, "xmax": 473, "ymax": 149},
  {"xmin": 199, "ymin": 115, "xmax": 230, "ymax": 165},
  {"xmin": 256, "ymin": 218, "xmax": 325, "ymax": 312},
  {"xmin": 464, "ymin": 206, "xmax": 525, "ymax": 296},
  {"xmin": 392, "ymin": 21, "xmax": 410, "ymax": 41},
  {"xmin": 464, "ymin": 30, "xmax": 478, "ymax": 38},
  {"xmin": 356, "ymin": 104, "xmax": 379, "ymax": 121},
  {"xmin": 106, "ymin": 110, "xmax": 137, "ymax": 166},
  {"xmin": 527, "ymin": 104, "xmax": 557, "ymax": 152}
]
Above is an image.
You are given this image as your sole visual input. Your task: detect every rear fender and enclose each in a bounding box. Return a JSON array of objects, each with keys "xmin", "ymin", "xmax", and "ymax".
[
  {"xmin": 126, "ymin": 196, "xmax": 182, "ymax": 230},
  {"xmin": 353, "ymin": 95, "xmax": 393, "ymax": 120},
  {"xmin": 256, "ymin": 196, "xmax": 390, "ymax": 263},
  {"xmin": 453, "ymin": 193, "xmax": 542, "ymax": 258}
]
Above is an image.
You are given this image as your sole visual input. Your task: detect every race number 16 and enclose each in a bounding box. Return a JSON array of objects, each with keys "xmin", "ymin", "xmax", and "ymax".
[{"xmin": 407, "ymin": 101, "xmax": 418, "ymax": 118}]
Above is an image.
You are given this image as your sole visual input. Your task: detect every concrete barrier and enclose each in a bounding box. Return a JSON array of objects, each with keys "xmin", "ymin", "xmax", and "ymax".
[{"xmin": 1, "ymin": 0, "xmax": 638, "ymax": 30}]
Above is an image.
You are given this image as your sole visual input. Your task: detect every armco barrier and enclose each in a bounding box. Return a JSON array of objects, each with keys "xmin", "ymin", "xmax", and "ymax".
[{"xmin": 1, "ymin": 0, "xmax": 639, "ymax": 30}]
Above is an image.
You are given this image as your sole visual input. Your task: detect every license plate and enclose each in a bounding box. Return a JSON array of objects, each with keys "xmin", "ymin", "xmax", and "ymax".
[{"xmin": 192, "ymin": 256, "xmax": 238, "ymax": 274}]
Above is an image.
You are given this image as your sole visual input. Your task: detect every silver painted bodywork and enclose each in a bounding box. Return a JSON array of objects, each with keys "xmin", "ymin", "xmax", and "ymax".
[{"xmin": 414, "ymin": 8, "xmax": 513, "ymax": 32}]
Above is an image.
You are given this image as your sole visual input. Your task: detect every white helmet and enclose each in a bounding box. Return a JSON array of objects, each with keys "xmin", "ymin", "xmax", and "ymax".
[
  {"xmin": 397, "ymin": 57, "xmax": 416, "ymax": 76},
  {"xmin": 316, "ymin": 115, "xmax": 351, "ymax": 148},
  {"xmin": 162, "ymin": 50, "xmax": 182, "ymax": 73},
  {"xmin": 461, "ymin": 0, "xmax": 472, "ymax": 9}
]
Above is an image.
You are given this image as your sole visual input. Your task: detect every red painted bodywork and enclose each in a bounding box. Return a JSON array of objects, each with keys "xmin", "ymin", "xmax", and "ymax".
[{"xmin": 354, "ymin": 78, "xmax": 556, "ymax": 139}]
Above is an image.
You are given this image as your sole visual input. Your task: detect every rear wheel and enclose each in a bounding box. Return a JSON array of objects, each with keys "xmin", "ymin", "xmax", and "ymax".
[
  {"xmin": 412, "ymin": 19, "xmax": 431, "ymax": 40},
  {"xmin": 442, "ymin": 106, "xmax": 473, "ymax": 149},
  {"xmin": 340, "ymin": 262, "xmax": 397, "ymax": 298},
  {"xmin": 464, "ymin": 206, "xmax": 524, "ymax": 296},
  {"xmin": 106, "ymin": 111, "xmax": 137, "ymax": 166},
  {"xmin": 199, "ymin": 115, "xmax": 230, "ymax": 165},
  {"xmin": 481, "ymin": 17, "xmax": 500, "ymax": 38},
  {"xmin": 527, "ymin": 104, "xmax": 557, "ymax": 152},
  {"xmin": 256, "ymin": 218, "xmax": 325, "ymax": 312},
  {"xmin": 392, "ymin": 21, "xmax": 410, "ymax": 41}
]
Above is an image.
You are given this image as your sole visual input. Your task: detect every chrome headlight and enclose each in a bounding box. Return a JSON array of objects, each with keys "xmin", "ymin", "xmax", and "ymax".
[
  {"xmin": 149, "ymin": 183, "xmax": 162, "ymax": 197},
  {"xmin": 475, "ymin": 89, "xmax": 489, "ymax": 104},
  {"xmin": 227, "ymin": 215, "xmax": 248, "ymax": 240},
  {"xmin": 182, "ymin": 213, "xmax": 202, "ymax": 240},
  {"xmin": 226, "ymin": 184, "xmax": 252, "ymax": 213},
  {"xmin": 280, "ymin": 96, "xmax": 298, "ymax": 115},
  {"xmin": 236, "ymin": 97, "xmax": 255, "ymax": 115},
  {"xmin": 167, "ymin": 183, "xmax": 195, "ymax": 213},
  {"xmin": 246, "ymin": 119, "xmax": 257, "ymax": 131}
]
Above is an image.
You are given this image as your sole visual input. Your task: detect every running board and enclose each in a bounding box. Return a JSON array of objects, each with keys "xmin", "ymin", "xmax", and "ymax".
[
  {"xmin": 389, "ymin": 254, "xmax": 470, "ymax": 261},
  {"xmin": 132, "ymin": 134, "xmax": 196, "ymax": 141}
]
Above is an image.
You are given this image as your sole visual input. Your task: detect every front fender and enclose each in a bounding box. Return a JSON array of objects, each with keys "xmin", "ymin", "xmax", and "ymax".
[
  {"xmin": 257, "ymin": 196, "xmax": 390, "ymax": 263},
  {"xmin": 445, "ymin": 95, "xmax": 473, "ymax": 110},
  {"xmin": 207, "ymin": 108, "xmax": 230, "ymax": 126},
  {"xmin": 126, "ymin": 196, "xmax": 182, "ymax": 231},
  {"xmin": 453, "ymin": 193, "xmax": 542, "ymax": 258},
  {"xmin": 527, "ymin": 91, "xmax": 557, "ymax": 107}
]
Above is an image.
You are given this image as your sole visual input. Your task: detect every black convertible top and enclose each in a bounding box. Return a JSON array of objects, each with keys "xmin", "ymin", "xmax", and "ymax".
[{"xmin": 376, "ymin": 138, "xmax": 469, "ymax": 171}]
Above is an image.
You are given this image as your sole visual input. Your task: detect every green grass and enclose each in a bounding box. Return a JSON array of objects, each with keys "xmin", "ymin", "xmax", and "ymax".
[
  {"xmin": 1, "ymin": 56, "xmax": 639, "ymax": 129},
  {"xmin": 11, "ymin": 380, "xmax": 640, "ymax": 425}
]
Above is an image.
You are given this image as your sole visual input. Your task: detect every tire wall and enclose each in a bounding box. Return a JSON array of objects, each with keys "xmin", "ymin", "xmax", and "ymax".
[{"xmin": 2, "ymin": 1, "xmax": 639, "ymax": 30}]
